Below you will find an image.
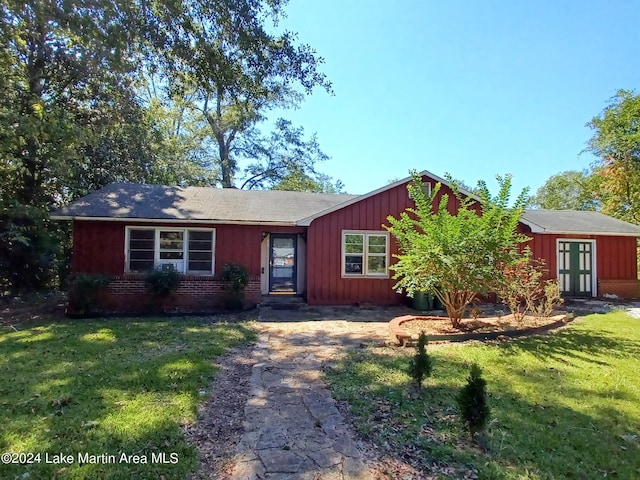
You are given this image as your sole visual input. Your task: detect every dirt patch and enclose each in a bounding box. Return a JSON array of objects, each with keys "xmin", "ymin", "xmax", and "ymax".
[
  {"xmin": 186, "ymin": 342, "xmax": 257, "ymax": 480},
  {"xmin": 0, "ymin": 292, "xmax": 67, "ymax": 326}
]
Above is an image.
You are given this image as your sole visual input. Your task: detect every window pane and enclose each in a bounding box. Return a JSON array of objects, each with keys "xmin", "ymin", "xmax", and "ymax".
[
  {"xmin": 129, "ymin": 230, "xmax": 155, "ymax": 272},
  {"xmin": 130, "ymin": 250, "xmax": 154, "ymax": 261},
  {"xmin": 345, "ymin": 255, "xmax": 363, "ymax": 274},
  {"xmin": 160, "ymin": 251, "xmax": 184, "ymax": 260},
  {"xmin": 368, "ymin": 235, "xmax": 386, "ymax": 246},
  {"xmin": 344, "ymin": 234, "xmax": 364, "ymax": 253},
  {"xmin": 367, "ymin": 256, "xmax": 387, "ymax": 274},
  {"xmin": 188, "ymin": 261, "xmax": 212, "ymax": 272},
  {"xmin": 130, "ymin": 260, "xmax": 154, "ymax": 272},
  {"xmin": 187, "ymin": 230, "xmax": 213, "ymax": 273},
  {"xmin": 159, "ymin": 231, "xmax": 184, "ymax": 250}
]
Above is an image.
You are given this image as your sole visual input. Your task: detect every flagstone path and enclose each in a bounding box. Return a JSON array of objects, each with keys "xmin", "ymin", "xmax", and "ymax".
[{"xmin": 228, "ymin": 320, "xmax": 391, "ymax": 480}]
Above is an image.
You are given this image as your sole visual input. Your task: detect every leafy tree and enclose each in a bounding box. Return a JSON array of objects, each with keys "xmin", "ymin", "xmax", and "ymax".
[
  {"xmin": 0, "ymin": 0, "xmax": 145, "ymax": 289},
  {"xmin": 530, "ymin": 170, "xmax": 600, "ymax": 210},
  {"xmin": 153, "ymin": 0, "xmax": 333, "ymax": 188},
  {"xmin": 0, "ymin": 0, "xmax": 336, "ymax": 290},
  {"xmin": 456, "ymin": 364, "xmax": 491, "ymax": 438},
  {"xmin": 386, "ymin": 172, "xmax": 529, "ymax": 328},
  {"xmin": 586, "ymin": 89, "xmax": 640, "ymax": 224}
]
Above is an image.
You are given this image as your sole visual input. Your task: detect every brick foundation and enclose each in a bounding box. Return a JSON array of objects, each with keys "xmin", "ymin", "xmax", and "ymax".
[
  {"xmin": 70, "ymin": 274, "xmax": 262, "ymax": 315},
  {"xmin": 598, "ymin": 279, "xmax": 640, "ymax": 299}
]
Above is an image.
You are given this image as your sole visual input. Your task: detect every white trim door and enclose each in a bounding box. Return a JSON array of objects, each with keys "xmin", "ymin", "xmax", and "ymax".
[{"xmin": 557, "ymin": 239, "xmax": 596, "ymax": 297}]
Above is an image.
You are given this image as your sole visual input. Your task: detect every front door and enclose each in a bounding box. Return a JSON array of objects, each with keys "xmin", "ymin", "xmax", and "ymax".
[
  {"xmin": 269, "ymin": 234, "xmax": 297, "ymax": 292},
  {"xmin": 558, "ymin": 241, "xmax": 594, "ymax": 297}
]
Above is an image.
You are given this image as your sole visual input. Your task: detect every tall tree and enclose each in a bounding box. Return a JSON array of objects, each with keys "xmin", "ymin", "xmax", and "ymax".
[
  {"xmin": 0, "ymin": 0, "xmax": 146, "ymax": 289},
  {"xmin": 386, "ymin": 172, "xmax": 529, "ymax": 328},
  {"xmin": 149, "ymin": 0, "xmax": 333, "ymax": 188},
  {"xmin": 586, "ymin": 89, "xmax": 640, "ymax": 224},
  {"xmin": 531, "ymin": 170, "xmax": 600, "ymax": 210}
]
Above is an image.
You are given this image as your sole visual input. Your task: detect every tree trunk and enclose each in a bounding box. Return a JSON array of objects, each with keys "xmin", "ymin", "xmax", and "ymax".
[{"xmin": 439, "ymin": 289, "xmax": 476, "ymax": 329}]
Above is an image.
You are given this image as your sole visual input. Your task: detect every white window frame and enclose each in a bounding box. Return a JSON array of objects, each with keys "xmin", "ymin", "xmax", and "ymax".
[
  {"xmin": 125, "ymin": 227, "xmax": 216, "ymax": 275},
  {"xmin": 341, "ymin": 230, "xmax": 389, "ymax": 278}
]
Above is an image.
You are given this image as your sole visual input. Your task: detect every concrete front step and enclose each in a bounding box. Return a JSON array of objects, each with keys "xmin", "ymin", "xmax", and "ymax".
[{"xmin": 260, "ymin": 295, "xmax": 306, "ymax": 309}]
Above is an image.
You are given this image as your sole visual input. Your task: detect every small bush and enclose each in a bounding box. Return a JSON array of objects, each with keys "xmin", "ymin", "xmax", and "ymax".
[
  {"xmin": 496, "ymin": 252, "xmax": 546, "ymax": 321},
  {"xmin": 69, "ymin": 274, "xmax": 111, "ymax": 316},
  {"xmin": 221, "ymin": 263, "xmax": 249, "ymax": 310},
  {"xmin": 456, "ymin": 363, "xmax": 490, "ymax": 437},
  {"xmin": 145, "ymin": 267, "xmax": 181, "ymax": 298},
  {"xmin": 529, "ymin": 279, "xmax": 564, "ymax": 318},
  {"xmin": 408, "ymin": 332, "xmax": 434, "ymax": 389}
]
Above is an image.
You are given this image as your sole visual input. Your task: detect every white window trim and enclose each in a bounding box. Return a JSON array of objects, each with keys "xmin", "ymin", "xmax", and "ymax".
[
  {"xmin": 125, "ymin": 226, "xmax": 216, "ymax": 275},
  {"xmin": 555, "ymin": 238, "xmax": 597, "ymax": 297},
  {"xmin": 341, "ymin": 230, "xmax": 390, "ymax": 278}
]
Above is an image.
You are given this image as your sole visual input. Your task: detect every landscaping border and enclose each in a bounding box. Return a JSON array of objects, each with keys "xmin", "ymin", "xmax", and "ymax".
[{"xmin": 389, "ymin": 313, "xmax": 574, "ymax": 346}]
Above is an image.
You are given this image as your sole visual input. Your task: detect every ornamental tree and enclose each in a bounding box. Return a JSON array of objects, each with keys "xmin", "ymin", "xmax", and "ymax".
[{"xmin": 386, "ymin": 171, "xmax": 529, "ymax": 328}]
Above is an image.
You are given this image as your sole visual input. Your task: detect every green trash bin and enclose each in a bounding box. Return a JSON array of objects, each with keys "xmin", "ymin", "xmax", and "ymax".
[{"xmin": 411, "ymin": 291, "xmax": 433, "ymax": 311}]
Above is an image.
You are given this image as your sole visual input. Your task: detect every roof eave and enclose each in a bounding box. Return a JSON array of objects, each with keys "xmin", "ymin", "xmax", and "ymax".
[
  {"xmin": 50, "ymin": 215, "xmax": 298, "ymax": 226},
  {"xmin": 297, "ymin": 169, "xmax": 480, "ymax": 226}
]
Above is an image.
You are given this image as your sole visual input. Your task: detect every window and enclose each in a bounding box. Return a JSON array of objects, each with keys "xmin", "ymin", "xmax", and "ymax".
[
  {"xmin": 342, "ymin": 231, "xmax": 389, "ymax": 277},
  {"xmin": 126, "ymin": 228, "xmax": 215, "ymax": 274},
  {"xmin": 408, "ymin": 182, "xmax": 432, "ymax": 200}
]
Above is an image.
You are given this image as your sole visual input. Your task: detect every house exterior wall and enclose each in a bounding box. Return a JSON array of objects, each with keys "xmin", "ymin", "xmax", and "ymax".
[
  {"xmin": 69, "ymin": 220, "xmax": 304, "ymax": 313},
  {"xmin": 305, "ymin": 176, "xmax": 461, "ymax": 305},
  {"xmin": 526, "ymin": 233, "xmax": 639, "ymax": 298}
]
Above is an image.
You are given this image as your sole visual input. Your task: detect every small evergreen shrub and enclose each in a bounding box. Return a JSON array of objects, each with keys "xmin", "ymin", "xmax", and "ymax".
[
  {"xmin": 69, "ymin": 273, "xmax": 111, "ymax": 316},
  {"xmin": 221, "ymin": 263, "xmax": 249, "ymax": 310},
  {"xmin": 408, "ymin": 332, "xmax": 434, "ymax": 389},
  {"xmin": 145, "ymin": 267, "xmax": 182, "ymax": 298},
  {"xmin": 457, "ymin": 363, "xmax": 491, "ymax": 437}
]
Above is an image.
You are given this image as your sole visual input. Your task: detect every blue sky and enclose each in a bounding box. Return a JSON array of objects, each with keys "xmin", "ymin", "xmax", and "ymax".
[{"xmin": 266, "ymin": 0, "xmax": 639, "ymax": 196}]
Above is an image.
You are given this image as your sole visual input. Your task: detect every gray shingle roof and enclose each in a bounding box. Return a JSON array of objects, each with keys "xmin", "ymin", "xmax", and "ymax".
[
  {"xmin": 51, "ymin": 183, "xmax": 358, "ymax": 225},
  {"xmin": 521, "ymin": 209, "xmax": 640, "ymax": 236}
]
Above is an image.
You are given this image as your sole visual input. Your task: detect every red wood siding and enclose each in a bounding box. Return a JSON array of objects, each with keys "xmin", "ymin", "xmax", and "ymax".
[
  {"xmin": 306, "ymin": 177, "xmax": 461, "ymax": 305},
  {"xmin": 527, "ymin": 233, "xmax": 638, "ymax": 281},
  {"xmin": 71, "ymin": 220, "xmax": 304, "ymax": 278},
  {"xmin": 72, "ymin": 221, "xmax": 125, "ymax": 275}
]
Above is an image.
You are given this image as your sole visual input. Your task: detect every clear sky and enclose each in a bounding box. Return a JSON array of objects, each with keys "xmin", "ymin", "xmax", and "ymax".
[{"xmin": 267, "ymin": 0, "xmax": 639, "ymax": 196}]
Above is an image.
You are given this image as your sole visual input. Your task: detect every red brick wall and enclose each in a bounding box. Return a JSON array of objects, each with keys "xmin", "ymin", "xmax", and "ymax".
[
  {"xmin": 598, "ymin": 279, "xmax": 640, "ymax": 299},
  {"xmin": 70, "ymin": 275, "xmax": 262, "ymax": 315}
]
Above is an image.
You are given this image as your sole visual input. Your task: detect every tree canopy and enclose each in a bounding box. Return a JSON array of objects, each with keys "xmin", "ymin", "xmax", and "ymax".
[
  {"xmin": 0, "ymin": 0, "xmax": 338, "ymax": 291},
  {"xmin": 530, "ymin": 170, "xmax": 600, "ymax": 210},
  {"xmin": 386, "ymin": 172, "xmax": 529, "ymax": 327},
  {"xmin": 586, "ymin": 89, "xmax": 640, "ymax": 224}
]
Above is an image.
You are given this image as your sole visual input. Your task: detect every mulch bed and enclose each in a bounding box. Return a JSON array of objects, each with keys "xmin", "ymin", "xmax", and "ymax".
[{"xmin": 402, "ymin": 314, "xmax": 564, "ymax": 336}]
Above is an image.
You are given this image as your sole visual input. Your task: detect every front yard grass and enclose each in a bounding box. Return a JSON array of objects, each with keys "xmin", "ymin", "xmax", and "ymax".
[
  {"xmin": 325, "ymin": 311, "xmax": 640, "ymax": 479},
  {"xmin": 0, "ymin": 317, "xmax": 256, "ymax": 479}
]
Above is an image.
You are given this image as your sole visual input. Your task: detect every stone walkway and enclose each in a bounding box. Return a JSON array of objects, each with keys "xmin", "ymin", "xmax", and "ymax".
[{"xmin": 229, "ymin": 321, "xmax": 391, "ymax": 480}]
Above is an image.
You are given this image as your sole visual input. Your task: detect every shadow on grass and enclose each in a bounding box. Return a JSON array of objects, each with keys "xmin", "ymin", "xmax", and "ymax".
[
  {"xmin": 0, "ymin": 318, "xmax": 256, "ymax": 480},
  {"xmin": 324, "ymin": 315, "xmax": 640, "ymax": 479},
  {"xmin": 497, "ymin": 314, "xmax": 640, "ymax": 365}
]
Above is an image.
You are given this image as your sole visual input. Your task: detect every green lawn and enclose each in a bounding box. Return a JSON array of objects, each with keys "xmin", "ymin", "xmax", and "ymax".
[
  {"xmin": 0, "ymin": 317, "xmax": 256, "ymax": 479},
  {"xmin": 325, "ymin": 311, "xmax": 640, "ymax": 479}
]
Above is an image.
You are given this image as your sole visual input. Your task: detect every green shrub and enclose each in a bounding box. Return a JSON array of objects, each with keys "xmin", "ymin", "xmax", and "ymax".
[
  {"xmin": 408, "ymin": 332, "xmax": 434, "ymax": 389},
  {"xmin": 69, "ymin": 273, "xmax": 111, "ymax": 316},
  {"xmin": 220, "ymin": 263, "xmax": 249, "ymax": 310},
  {"xmin": 456, "ymin": 363, "xmax": 491, "ymax": 438},
  {"xmin": 145, "ymin": 267, "xmax": 181, "ymax": 298},
  {"xmin": 529, "ymin": 279, "xmax": 564, "ymax": 318}
]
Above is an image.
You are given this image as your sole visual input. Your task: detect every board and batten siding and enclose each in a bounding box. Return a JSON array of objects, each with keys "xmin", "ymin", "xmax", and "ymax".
[
  {"xmin": 526, "ymin": 233, "xmax": 639, "ymax": 297},
  {"xmin": 306, "ymin": 176, "xmax": 461, "ymax": 305},
  {"xmin": 71, "ymin": 220, "xmax": 304, "ymax": 277}
]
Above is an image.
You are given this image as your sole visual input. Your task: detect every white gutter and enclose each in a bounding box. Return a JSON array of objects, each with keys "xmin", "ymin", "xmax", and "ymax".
[{"xmin": 49, "ymin": 215, "xmax": 298, "ymax": 227}]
